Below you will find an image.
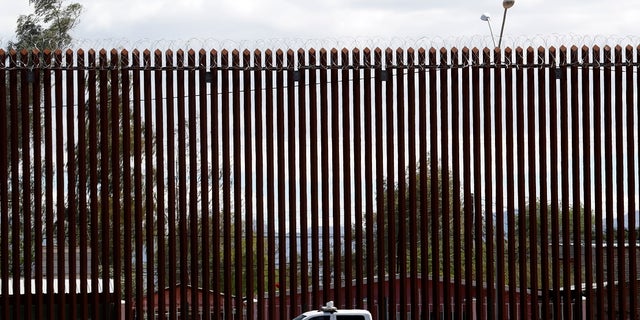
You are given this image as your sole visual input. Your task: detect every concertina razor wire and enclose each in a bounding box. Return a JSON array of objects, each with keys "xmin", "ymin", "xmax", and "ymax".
[{"xmin": 1, "ymin": 34, "xmax": 640, "ymax": 71}]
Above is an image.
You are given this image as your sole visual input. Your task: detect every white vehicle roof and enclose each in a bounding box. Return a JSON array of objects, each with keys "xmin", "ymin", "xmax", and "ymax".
[{"xmin": 293, "ymin": 301, "xmax": 372, "ymax": 320}]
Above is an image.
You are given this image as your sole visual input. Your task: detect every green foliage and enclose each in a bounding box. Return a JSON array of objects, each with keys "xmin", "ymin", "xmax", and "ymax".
[
  {"xmin": 9, "ymin": 0, "xmax": 82, "ymax": 51},
  {"xmin": 515, "ymin": 200, "xmax": 589, "ymax": 287},
  {"xmin": 4, "ymin": 0, "xmax": 83, "ymax": 277},
  {"xmin": 522, "ymin": 200, "xmax": 588, "ymax": 241},
  {"xmin": 4, "ymin": 0, "xmax": 83, "ymax": 155},
  {"xmin": 364, "ymin": 156, "xmax": 474, "ymax": 279}
]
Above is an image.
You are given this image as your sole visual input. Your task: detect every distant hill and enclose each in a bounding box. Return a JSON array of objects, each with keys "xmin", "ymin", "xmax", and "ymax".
[{"xmin": 611, "ymin": 210, "xmax": 640, "ymax": 230}]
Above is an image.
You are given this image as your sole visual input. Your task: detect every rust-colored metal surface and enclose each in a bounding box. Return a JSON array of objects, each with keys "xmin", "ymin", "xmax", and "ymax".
[{"xmin": 0, "ymin": 45, "xmax": 639, "ymax": 320}]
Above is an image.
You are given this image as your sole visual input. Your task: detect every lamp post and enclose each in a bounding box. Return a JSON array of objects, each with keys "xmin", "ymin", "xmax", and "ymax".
[
  {"xmin": 497, "ymin": 0, "xmax": 515, "ymax": 48},
  {"xmin": 480, "ymin": 13, "xmax": 497, "ymax": 48},
  {"xmin": 481, "ymin": 0, "xmax": 515, "ymax": 49}
]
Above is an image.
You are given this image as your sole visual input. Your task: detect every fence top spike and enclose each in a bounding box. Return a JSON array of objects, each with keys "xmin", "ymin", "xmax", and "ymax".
[{"xmin": 579, "ymin": 45, "xmax": 590, "ymax": 55}]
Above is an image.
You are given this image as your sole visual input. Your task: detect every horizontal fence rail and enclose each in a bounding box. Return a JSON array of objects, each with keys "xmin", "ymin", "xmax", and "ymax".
[{"xmin": 1, "ymin": 45, "xmax": 639, "ymax": 320}]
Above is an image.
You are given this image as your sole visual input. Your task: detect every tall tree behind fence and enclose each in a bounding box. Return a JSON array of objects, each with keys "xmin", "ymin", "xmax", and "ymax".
[{"xmin": 1, "ymin": 45, "xmax": 639, "ymax": 320}]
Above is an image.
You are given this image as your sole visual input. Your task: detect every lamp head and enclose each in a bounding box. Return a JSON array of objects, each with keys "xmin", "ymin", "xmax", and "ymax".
[
  {"xmin": 503, "ymin": 0, "xmax": 515, "ymax": 9},
  {"xmin": 480, "ymin": 13, "xmax": 491, "ymax": 21}
]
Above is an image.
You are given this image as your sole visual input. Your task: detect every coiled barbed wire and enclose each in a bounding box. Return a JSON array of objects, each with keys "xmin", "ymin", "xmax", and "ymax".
[
  {"xmin": 2, "ymin": 34, "xmax": 640, "ymax": 70},
  {"xmin": 3, "ymin": 34, "xmax": 640, "ymax": 52}
]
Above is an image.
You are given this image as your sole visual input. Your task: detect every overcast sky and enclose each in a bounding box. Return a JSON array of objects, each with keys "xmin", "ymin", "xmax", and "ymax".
[{"xmin": 2, "ymin": 0, "xmax": 640, "ymax": 49}]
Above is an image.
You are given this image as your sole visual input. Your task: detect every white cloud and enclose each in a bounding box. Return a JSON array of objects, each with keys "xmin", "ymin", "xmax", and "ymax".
[
  {"xmin": 2, "ymin": 0, "xmax": 640, "ymax": 48},
  {"xmin": 0, "ymin": 2, "xmax": 31, "ymax": 43}
]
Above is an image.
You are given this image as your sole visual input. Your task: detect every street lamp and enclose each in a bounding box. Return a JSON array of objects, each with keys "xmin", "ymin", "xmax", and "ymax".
[
  {"xmin": 498, "ymin": 0, "xmax": 515, "ymax": 48},
  {"xmin": 480, "ymin": 13, "xmax": 497, "ymax": 48},
  {"xmin": 481, "ymin": 0, "xmax": 515, "ymax": 49}
]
